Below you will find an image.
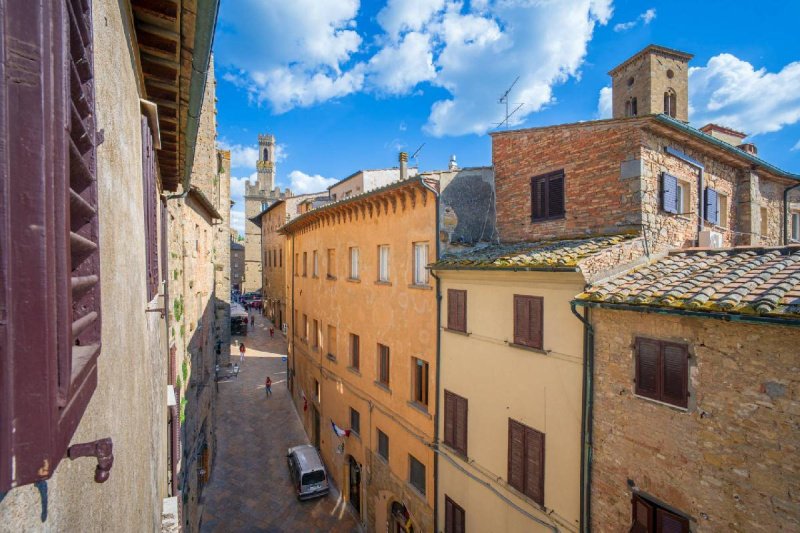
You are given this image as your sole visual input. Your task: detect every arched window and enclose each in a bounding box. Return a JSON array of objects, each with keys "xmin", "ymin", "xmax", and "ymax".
[
  {"xmin": 625, "ymin": 97, "xmax": 638, "ymax": 117},
  {"xmin": 263, "ymin": 147, "xmax": 269, "ymax": 161},
  {"xmin": 664, "ymin": 89, "xmax": 677, "ymax": 118}
]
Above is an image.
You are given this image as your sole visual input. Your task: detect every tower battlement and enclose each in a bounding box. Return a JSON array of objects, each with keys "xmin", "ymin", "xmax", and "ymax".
[{"xmin": 258, "ymin": 134, "xmax": 274, "ymax": 144}]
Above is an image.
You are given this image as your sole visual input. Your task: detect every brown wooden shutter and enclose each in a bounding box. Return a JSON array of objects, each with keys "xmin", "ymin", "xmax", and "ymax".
[
  {"xmin": 448, "ymin": 289, "xmax": 467, "ymax": 332},
  {"xmin": 514, "ymin": 295, "xmax": 530, "ymax": 346},
  {"xmin": 635, "ymin": 338, "xmax": 660, "ymax": 401},
  {"xmin": 655, "ymin": 508, "xmax": 689, "ymax": 533},
  {"xmin": 447, "ymin": 289, "xmax": 457, "ymax": 329},
  {"xmin": 529, "ymin": 296, "xmax": 543, "ymax": 349},
  {"xmin": 142, "ymin": 115, "xmax": 159, "ymax": 300},
  {"xmin": 507, "ymin": 419, "xmax": 525, "ymax": 492},
  {"xmin": 548, "ymin": 174, "xmax": 565, "ymax": 217},
  {"xmin": 531, "ymin": 178, "xmax": 545, "ymax": 219},
  {"xmin": 445, "ymin": 497, "xmax": 454, "ymax": 533},
  {"xmin": 661, "ymin": 343, "xmax": 688, "ymax": 408},
  {"xmin": 455, "ymin": 394, "xmax": 468, "ymax": 456},
  {"xmin": 524, "ymin": 427, "xmax": 545, "ymax": 505},
  {"xmin": 631, "ymin": 494, "xmax": 654, "ymax": 533}
]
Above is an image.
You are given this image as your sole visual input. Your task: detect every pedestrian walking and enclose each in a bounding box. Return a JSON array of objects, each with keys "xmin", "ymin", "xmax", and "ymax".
[
  {"xmin": 269, "ymin": 326, "xmax": 274, "ymax": 338},
  {"xmin": 239, "ymin": 342, "xmax": 246, "ymax": 365},
  {"xmin": 250, "ymin": 315, "xmax": 255, "ymax": 328},
  {"xmin": 265, "ymin": 376, "xmax": 272, "ymax": 396}
]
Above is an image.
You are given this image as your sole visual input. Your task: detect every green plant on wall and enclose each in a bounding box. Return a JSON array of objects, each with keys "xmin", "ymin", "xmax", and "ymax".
[
  {"xmin": 175, "ymin": 374, "xmax": 182, "ymax": 391},
  {"xmin": 180, "ymin": 397, "xmax": 187, "ymax": 423},
  {"xmin": 182, "ymin": 359, "xmax": 189, "ymax": 383},
  {"xmin": 173, "ymin": 296, "xmax": 183, "ymax": 322},
  {"xmin": 180, "ymin": 324, "xmax": 185, "ymax": 338},
  {"xmin": 173, "ymin": 269, "xmax": 178, "ymax": 280}
]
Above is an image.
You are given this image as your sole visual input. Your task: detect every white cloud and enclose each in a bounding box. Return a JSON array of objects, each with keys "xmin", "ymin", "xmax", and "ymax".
[
  {"xmin": 596, "ymin": 86, "xmax": 612, "ymax": 118},
  {"xmin": 219, "ymin": 140, "xmax": 289, "ymax": 172},
  {"xmin": 792, "ymin": 139, "xmax": 800, "ymax": 151},
  {"xmin": 274, "ymin": 143, "xmax": 288, "ymax": 163},
  {"xmin": 366, "ymin": 31, "xmax": 436, "ymax": 94},
  {"xmin": 377, "ymin": 0, "xmax": 445, "ymax": 40},
  {"xmin": 287, "ymin": 170, "xmax": 338, "ymax": 194},
  {"xmin": 613, "ymin": 8, "xmax": 656, "ymax": 32},
  {"xmin": 230, "ymin": 208, "xmax": 245, "ymax": 237},
  {"xmin": 689, "ymin": 54, "xmax": 800, "ymax": 136}
]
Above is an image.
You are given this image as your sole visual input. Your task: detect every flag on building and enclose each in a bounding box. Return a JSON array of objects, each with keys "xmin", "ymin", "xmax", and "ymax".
[{"xmin": 331, "ymin": 420, "xmax": 350, "ymax": 437}]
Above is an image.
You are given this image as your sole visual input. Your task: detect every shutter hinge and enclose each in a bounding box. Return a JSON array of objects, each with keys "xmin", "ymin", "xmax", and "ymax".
[
  {"xmin": 96, "ymin": 129, "xmax": 105, "ymax": 146},
  {"xmin": 67, "ymin": 437, "xmax": 114, "ymax": 483}
]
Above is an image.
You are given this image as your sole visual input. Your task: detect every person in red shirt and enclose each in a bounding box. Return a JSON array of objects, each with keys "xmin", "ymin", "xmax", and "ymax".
[
  {"xmin": 239, "ymin": 342, "xmax": 245, "ymax": 365},
  {"xmin": 265, "ymin": 376, "xmax": 272, "ymax": 396}
]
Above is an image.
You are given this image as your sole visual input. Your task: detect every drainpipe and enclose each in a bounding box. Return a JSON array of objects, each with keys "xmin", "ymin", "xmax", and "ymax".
[
  {"xmin": 665, "ymin": 147, "xmax": 705, "ymax": 245},
  {"xmin": 571, "ymin": 301, "xmax": 594, "ymax": 533},
  {"xmin": 290, "ymin": 234, "xmax": 296, "ymax": 395},
  {"xmin": 430, "ymin": 186, "xmax": 442, "ymax": 533},
  {"xmin": 783, "ymin": 182, "xmax": 800, "ymax": 244}
]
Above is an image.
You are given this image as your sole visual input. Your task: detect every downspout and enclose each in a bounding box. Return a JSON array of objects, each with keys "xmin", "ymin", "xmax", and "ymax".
[
  {"xmin": 783, "ymin": 182, "xmax": 800, "ymax": 244},
  {"xmin": 430, "ymin": 186, "xmax": 442, "ymax": 533},
  {"xmin": 665, "ymin": 147, "xmax": 705, "ymax": 245},
  {"xmin": 290, "ymin": 234, "xmax": 296, "ymax": 396},
  {"xmin": 571, "ymin": 301, "xmax": 594, "ymax": 533}
]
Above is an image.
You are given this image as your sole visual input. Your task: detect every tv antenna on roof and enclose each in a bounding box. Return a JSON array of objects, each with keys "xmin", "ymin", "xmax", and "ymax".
[
  {"xmin": 494, "ymin": 76, "xmax": 524, "ymax": 129},
  {"xmin": 411, "ymin": 143, "xmax": 425, "ymax": 168}
]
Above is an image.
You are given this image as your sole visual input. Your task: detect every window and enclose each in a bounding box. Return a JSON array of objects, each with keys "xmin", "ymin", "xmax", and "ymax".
[
  {"xmin": 635, "ymin": 338, "xmax": 689, "ymax": 408},
  {"xmin": 447, "ymin": 289, "xmax": 467, "ymax": 332},
  {"xmin": 350, "ymin": 247, "xmax": 359, "ymax": 280},
  {"xmin": 444, "ymin": 496, "xmax": 466, "ymax": 533},
  {"xmin": 303, "ymin": 252, "xmax": 308, "ymax": 276},
  {"xmin": 327, "ymin": 248, "xmax": 336, "ymax": 278},
  {"xmin": 142, "ymin": 116, "xmax": 159, "ymax": 300},
  {"xmin": 412, "ymin": 358, "xmax": 429, "ymax": 407},
  {"xmin": 631, "ymin": 494, "xmax": 690, "ymax": 533},
  {"xmin": 719, "ymin": 193, "xmax": 729, "ymax": 228},
  {"xmin": 350, "ymin": 407, "xmax": 360, "ymax": 435},
  {"xmin": 294, "ymin": 310, "xmax": 299, "ymax": 337},
  {"xmin": 1, "ymin": 0, "xmax": 102, "ymax": 491},
  {"xmin": 409, "ymin": 455, "xmax": 426, "ymax": 495},
  {"xmin": 314, "ymin": 379, "xmax": 320, "ymax": 401},
  {"xmin": 378, "ymin": 344, "xmax": 390, "ymax": 386},
  {"xmin": 312, "ymin": 250, "xmax": 319, "ymax": 277},
  {"xmin": 507, "ymin": 419, "xmax": 545, "ymax": 505},
  {"xmin": 760, "ymin": 206, "xmax": 768, "ymax": 239},
  {"xmin": 295, "ymin": 253, "xmax": 299, "ymax": 276},
  {"xmin": 663, "ymin": 90, "xmax": 677, "ymax": 118},
  {"xmin": 513, "ymin": 295, "xmax": 543, "ymax": 349},
  {"xmin": 661, "ymin": 173, "xmax": 689, "ymax": 215},
  {"xmin": 625, "ymin": 97, "xmax": 638, "ymax": 117},
  {"xmin": 413, "ymin": 242, "xmax": 429, "ymax": 285},
  {"xmin": 444, "ymin": 390, "xmax": 468, "ymax": 456},
  {"xmin": 303, "ymin": 314, "xmax": 309, "ymax": 342},
  {"xmin": 530, "ymin": 170, "xmax": 565, "ymax": 221},
  {"xmin": 350, "ymin": 333, "xmax": 360, "ymax": 370},
  {"xmin": 378, "ymin": 245, "xmax": 390, "ymax": 282},
  {"xmin": 792, "ymin": 213, "xmax": 800, "ymax": 242},
  {"xmin": 704, "ymin": 187, "xmax": 720, "ymax": 225},
  {"xmin": 279, "ymin": 249, "xmax": 282, "ymax": 267},
  {"xmin": 377, "ymin": 429, "xmax": 389, "ymax": 461},
  {"xmin": 327, "ymin": 325, "xmax": 337, "ymax": 360},
  {"xmin": 312, "ymin": 319, "xmax": 319, "ymax": 349}
]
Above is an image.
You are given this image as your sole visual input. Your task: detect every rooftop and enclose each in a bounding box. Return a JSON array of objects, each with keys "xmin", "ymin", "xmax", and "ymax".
[
  {"xmin": 577, "ymin": 246, "xmax": 800, "ymax": 320},
  {"xmin": 607, "ymin": 44, "xmax": 694, "ymax": 76},
  {"xmin": 431, "ymin": 234, "xmax": 638, "ymax": 270}
]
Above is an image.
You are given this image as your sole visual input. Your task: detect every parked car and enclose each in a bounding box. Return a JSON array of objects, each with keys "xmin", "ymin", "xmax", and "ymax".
[{"xmin": 286, "ymin": 445, "xmax": 329, "ymax": 501}]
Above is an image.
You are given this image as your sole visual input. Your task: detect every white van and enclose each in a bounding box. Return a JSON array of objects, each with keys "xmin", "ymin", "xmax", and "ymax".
[{"xmin": 286, "ymin": 444, "xmax": 329, "ymax": 500}]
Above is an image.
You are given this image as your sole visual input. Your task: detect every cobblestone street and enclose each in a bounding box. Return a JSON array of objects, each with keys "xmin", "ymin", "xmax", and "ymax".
[{"xmin": 200, "ymin": 312, "xmax": 361, "ymax": 533}]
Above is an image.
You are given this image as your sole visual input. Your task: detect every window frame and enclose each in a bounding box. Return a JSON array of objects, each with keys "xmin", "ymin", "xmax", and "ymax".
[
  {"xmin": 513, "ymin": 295, "xmax": 544, "ymax": 350},
  {"xmin": 444, "ymin": 495, "xmax": 466, "ymax": 533},
  {"xmin": 530, "ymin": 170, "xmax": 565, "ymax": 221},
  {"xmin": 378, "ymin": 343, "xmax": 390, "ymax": 387},
  {"xmin": 412, "ymin": 242, "xmax": 429, "ymax": 286},
  {"xmin": 312, "ymin": 250, "xmax": 319, "ymax": 278},
  {"xmin": 631, "ymin": 493, "xmax": 691, "ymax": 533},
  {"xmin": 443, "ymin": 390, "xmax": 468, "ymax": 457},
  {"xmin": 408, "ymin": 454, "xmax": 426, "ymax": 495},
  {"xmin": 350, "ymin": 333, "xmax": 360, "ymax": 370},
  {"xmin": 377, "ymin": 429, "xmax": 389, "ymax": 461},
  {"xmin": 411, "ymin": 357, "xmax": 429, "ymax": 408},
  {"xmin": 327, "ymin": 248, "xmax": 336, "ymax": 279},
  {"xmin": 792, "ymin": 212, "xmax": 800, "ymax": 242},
  {"xmin": 507, "ymin": 418, "xmax": 545, "ymax": 505},
  {"xmin": 447, "ymin": 289, "xmax": 467, "ymax": 332},
  {"xmin": 349, "ymin": 246, "xmax": 360, "ymax": 280},
  {"xmin": 634, "ymin": 337, "xmax": 689, "ymax": 409},
  {"xmin": 378, "ymin": 244, "xmax": 390, "ymax": 282}
]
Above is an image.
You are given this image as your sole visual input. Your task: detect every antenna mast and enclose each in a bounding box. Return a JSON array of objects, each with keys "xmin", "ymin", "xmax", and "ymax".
[
  {"xmin": 411, "ymin": 143, "xmax": 425, "ymax": 168},
  {"xmin": 494, "ymin": 76, "xmax": 524, "ymax": 129}
]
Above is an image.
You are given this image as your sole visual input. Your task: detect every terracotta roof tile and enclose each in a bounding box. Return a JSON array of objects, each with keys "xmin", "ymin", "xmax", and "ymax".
[{"xmin": 578, "ymin": 246, "xmax": 800, "ymax": 318}]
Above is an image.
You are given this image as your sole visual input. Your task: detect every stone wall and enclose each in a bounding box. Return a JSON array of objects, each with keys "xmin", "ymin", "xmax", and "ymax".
[
  {"xmin": 215, "ymin": 150, "xmax": 231, "ymax": 344},
  {"xmin": 590, "ymin": 308, "xmax": 800, "ymax": 532}
]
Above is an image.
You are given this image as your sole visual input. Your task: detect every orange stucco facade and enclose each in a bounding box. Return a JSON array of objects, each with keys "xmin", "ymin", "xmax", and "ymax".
[{"xmin": 283, "ymin": 178, "xmax": 438, "ymax": 532}]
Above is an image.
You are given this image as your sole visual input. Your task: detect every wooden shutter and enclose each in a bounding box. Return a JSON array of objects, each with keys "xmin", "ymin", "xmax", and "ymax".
[
  {"xmin": 631, "ymin": 494, "xmax": 654, "ymax": 533},
  {"xmin": 142, "ymin": 115, "xmax": 159, "ymax": 300},
  {"xmin": 443, "ymin": 391, "xmax": 456, "ymax": 449},
  {"xmin": 507, "ymin": 419, "xmax": 525, "ymax": 492},
  {"xmin": 661, "ymin": 343, "xmax": 688, "ymax": 408},
  {"xmin": 635, "ymin": 338, "xmax": 661, "ymax": 401},
  {"xmin": 547, "ymin": 173, "xmax": 565, "ymax": 217},
  {"xmin": 524, "ymin": 427, "xmax": 545, "ymax": 505},
  {"xmin": 448, "ymin": 289, "xmax": 466, "ymax": 332},
  {"xmin": 661, "ymin": 173, "xmax": 679, "ymax": 214},
  {"xmin": 655, "ymin": 508, "xmax": 690, "ymax": 533},
  {"xmin": 704, "ymin": 187, "xmax": 719, "ymax": 225},
  {"xmin": 531, "ymin": 177, "xmax": 546, "ymax": 220},
  {"xmin": 445, "ymin": 495, "xmax": 465, "ymax": 533},
  {"xmin": 514, "ymin": 295, "xmax": 543, "ymax": 349},
  {"xmin": 455, "ymin": 394, "xmax": 468, "ymax": 456}
]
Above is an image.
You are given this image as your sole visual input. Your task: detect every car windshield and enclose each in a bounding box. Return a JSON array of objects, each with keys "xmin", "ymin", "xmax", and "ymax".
[{"xmin": 301, "ymin": 470, "xmax": 325, "ymax": 485}]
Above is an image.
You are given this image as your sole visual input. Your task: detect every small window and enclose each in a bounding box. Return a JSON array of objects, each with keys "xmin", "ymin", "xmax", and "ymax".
[
  {"xmin": 378, "ymin": 344, "xmax": 390, "ymax": 386},
  {"xmin": 327, "ymin": 325, "xmax": 337, "ymax": 359},
  {"xmin": 719, "ymin": 193, "xmax": 729, "ymax": 228},
  {"xmin": 413, "ymin": 242, "xmax": 429, "ymax": 285},
  {"xmin": 412, "ymin": 358, "xmax": 429, "ymax": 407},
  {"xmin": 327, "ymin": 248, "xmax": 336, "ymax": 278},
  {"xmin": 704, "ymin": 187, "xmax": 720, "ymax": 225},
  {"xmin": 530, "ymin": 170, "xmax": 565, "ymax": 221},
  {"xmin": 377, "ymin": 429, "xmax": 389, "ymax": 461},
  {"xmin": 312, "ymin": 319, "xmax": 319, "ymax": 349},
  {"xmin": 295, "ymin": 253, "xmax": 299, "ymax": 276},
  {"xmin": 303, "ymin": 252, "xmax": 308, "ymax": 277},
  {"xmin": 378, "ymin": 245, "xmax": 390, "ymax": 282},
  {"xmin": 445, "ymin": 495, "xmax": 466, "ymax": 533},
  {"xmin": 447, "ymin": 289, "xmax": 467, "ymax": 332},
  {"xmin": 507, "ymin": 419, "xmax": 545, "ymax": 504},
  {"xmin": 635, "ymin": 338, "xmax": 689, "ymax": 408},
  {"xmin": 280, "ymin": 249, "xmax": 283, "ymax": 267},
  {"xmin": 350, "ymin": 247, "xmax": 360, "ymax": 280},
  {"xmin": 444, "ymin": 390, "xmax": 468, "ymax": 456},
  {"xmin": 409, "ymin": 455, "xmax": 426, "ymax": 495},
  {"xmin": 312, "ymin": 250, "xmax": 319, "ymax": 277},
  {"xmin": 791, "ymin": 213, "xmax": 800, "ymax": 242},
  {"xmin": 631, "ymin": 493, "xmax": 690, "ymax": 533},
  {"xmin": 350, "ymin": 408, "xmax": 361, "ymax": 435},
  {"xmin": 350, "ymin": 333, "xmax": 360, "ymax": 370},
  {"xmin": 314, "ymin": 379, "xmax": 320, "ymax": 401},
  {"xmin": 663, "ymin": 89, "xmax": 677, "ymax": 118},
  {"xmin": 303, "ymin": 314, "xmax": 309, "ymax": 342},
  {"xmin": 513, "ymin": 295, "xmax": 543, "ymax": 349}
]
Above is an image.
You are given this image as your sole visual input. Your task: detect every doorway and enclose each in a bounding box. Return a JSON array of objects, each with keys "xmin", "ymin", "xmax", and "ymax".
[
  {"xmin": 348, "ymin": 456, "xmax": 361, "ymax": 516},
  {"xmin": 312, "ymin": 405, "xmax": 320, "ymax": 449}
]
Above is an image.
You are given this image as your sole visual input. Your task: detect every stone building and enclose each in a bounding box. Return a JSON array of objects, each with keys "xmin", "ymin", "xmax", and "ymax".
[
  {"xmin": 0, "ymin": 0, "xmax": 217, "ymax": 531},
  {"xmin": 214, "ymin": 150, "xmax": 232, "ymax": 345},
  {"xmin": 231, "ymin": 239, "xmax": 245, "ymax": 291},
  {"xmin": 242, "ymin": 134, "xmax": 291, "ymax": 293},
  {"xmin": 576, "ymin": 246, "xmax": 800, "ymax": 532}
]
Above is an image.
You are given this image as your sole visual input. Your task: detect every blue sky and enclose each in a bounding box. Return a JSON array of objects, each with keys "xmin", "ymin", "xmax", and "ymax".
[{"xmin": 213, "ymin": 0, "xmax": 800, "ymax": 235}]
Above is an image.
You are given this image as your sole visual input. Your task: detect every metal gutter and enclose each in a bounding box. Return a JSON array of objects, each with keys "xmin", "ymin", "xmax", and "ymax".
[
  {"xmin": 570, "ymin": 302, "xmax": 594, "ymax": 533},
  {"xmin": 430, "ymin": 264, "xmax": 579, "ymax": 272},
  {"xmin": 430, "ymin": 186, "xmax": 442, "ymax": 533},
  {"xmin": 573, "ymin": 300, "xmax": 800, "ymax": 328}
]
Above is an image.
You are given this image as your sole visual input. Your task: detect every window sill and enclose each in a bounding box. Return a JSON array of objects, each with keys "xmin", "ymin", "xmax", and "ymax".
[
  {"xmin": 508, "ymin": 342, "xmax": 547, "ymax": 355},
  {"xmin": 441, "ymin": 442, "xmax": 468, "ymax": 461},
  {"xmin": 375, "ymin": 280, "xmax": 392, "ymax": 286},
  {"xmin": 312, "ymin": 275, "xmax": 319, "ymax": 279},
  {"xmin": 347, "ymin": 366, "xmax": 361, "ymax": 376},
  {"xmin": 346, "ymin": 278, "xmax": 361, "ymax": 283},
  {"xmin": 349, "ymin": 431, "xmax": 361, "ymax": 441},
  {"xmin": 406, "ymin": 483, "xmax": 426, "ymax": 501},
  {"xmin": 326, "ymin": 275, "xmax": 337, "ymax": 281},
  {"xmin": 444, "ymin": 327, "xmax": 469, "ymax": 336},
  {"xmin": 373, "ymin": 381, "xmax": 392, "ymax": 394},
  {"xmin": 633, "ymin": 393, "xmax": 689, "ymax": 412},
  {"xmin": 326, "ymin": 353, "xmax": 337, "ymax": 363},
  {"xmin": 408, "ymin": 284, "xmax": 432, "ymax": 291},
  {"xmin": 375, "ymin": 454, "xmax": 389, "ymax": 466},
  {"xmin": 407, "ymin": 401, "xmax": 432, "ymax": 419},
  {"xmin": 530, "ymin": 215, "xmax": 565, "ymax": 223}
]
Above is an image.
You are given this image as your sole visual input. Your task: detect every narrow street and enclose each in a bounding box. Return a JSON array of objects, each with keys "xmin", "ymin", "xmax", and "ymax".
[{"xmin": 200, "ymin": 312, "xmax": 360, "ymax": 533}]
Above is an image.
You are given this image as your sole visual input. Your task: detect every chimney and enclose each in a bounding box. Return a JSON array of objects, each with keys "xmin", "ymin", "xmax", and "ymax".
[
  {"xmin": 699, "ymin": 123, "xmax": 747, "ymax": 146},
  {"xmin": 738, "ymin": 143, "xmax": 758, "ymax": 155},
  {"xmin": 449, "ymin": 154, "xmax": 458, "ymax": 171},
  {"xmin": 399, "ymin": 152, "xmax": 408, "ymax": 181}
]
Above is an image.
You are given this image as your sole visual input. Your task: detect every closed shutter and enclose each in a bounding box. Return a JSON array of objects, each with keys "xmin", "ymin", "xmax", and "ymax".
[
  {"xmin": 655, "ymin": 508, "xmax": 690, "ymax": 533},
  {"xmin": 524, "ymin": 427, "xmax": 545, "ymax": 505},
  {"xmin": 661, "ymin": 343, "xmax": 688, "ymax": 408},
  {"xmin": 455, "ymin": 394, "xmax": 468, "ymax": 456},
  {"xmin": 704, "ymin": 187, "xmax": 719, "ymax": 225},
  {"xmin": 444, "ymin": 391, "xmax": 456, "ymax": 447},
  {"xmin": 448, "ymin": 289, "xmax": 466, "ymax": 332},
  {"xmin": 635, "ymin": 338, "xmax": 660, "ymax": 400},
  {"xmin": 548, "ymin": 174, "xmax": 565, "ymax": 217},
  {"xmin": 661, "ymin": 173, "xmax": 679, "ymax": 214},
  {"xmin": 631, "ymin": 494, "xmax": 654, "ymax": 533},
  {"xmin": 142, "ymin": 115, "xmax": 158, "ymax": 300},
  {"xmin": 445, "ymin": 497, "xmax": 453, "ymax": 533},
  {"xmin": 454, "ymin": 504, "xmax": 465, "ymax": 533},
  {"xmin": 529, "ymin": 296, "xmax": 543, "ymax": 349},
  {"xmin": 507, "ymin": 419, "xmax": 525, "ymax": 492},
  {"xmin": 531, "ymin": 178, "xmax": 546, "ymax": 219},
  {"xmin": 513, "ymin": 295, "xmax": 531, "ymax": 346}
]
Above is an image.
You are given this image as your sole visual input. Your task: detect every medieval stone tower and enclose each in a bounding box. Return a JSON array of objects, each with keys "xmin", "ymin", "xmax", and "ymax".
[
  {"xmin": 243, "ymin": 133, "xmax": 289, "ymax": 293},
  {"xmin": 608, "ymin": 45, "xmax": 692, "ymax": 121}
]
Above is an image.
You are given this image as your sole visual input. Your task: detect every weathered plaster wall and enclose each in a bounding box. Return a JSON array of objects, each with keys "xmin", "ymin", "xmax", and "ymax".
[
  {"xmin": 590, "ymin": 308, "xmax": 800, "ymax": 532},
  {"xmin": 431, "ymin": 166, "xmax": 497, "ymax": 252}
]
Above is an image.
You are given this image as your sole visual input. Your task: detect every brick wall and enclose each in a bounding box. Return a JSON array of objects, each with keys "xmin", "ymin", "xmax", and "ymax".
[{"xmin": 590, "ymin": 308, "xmax": 799, "ymax": 532}]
